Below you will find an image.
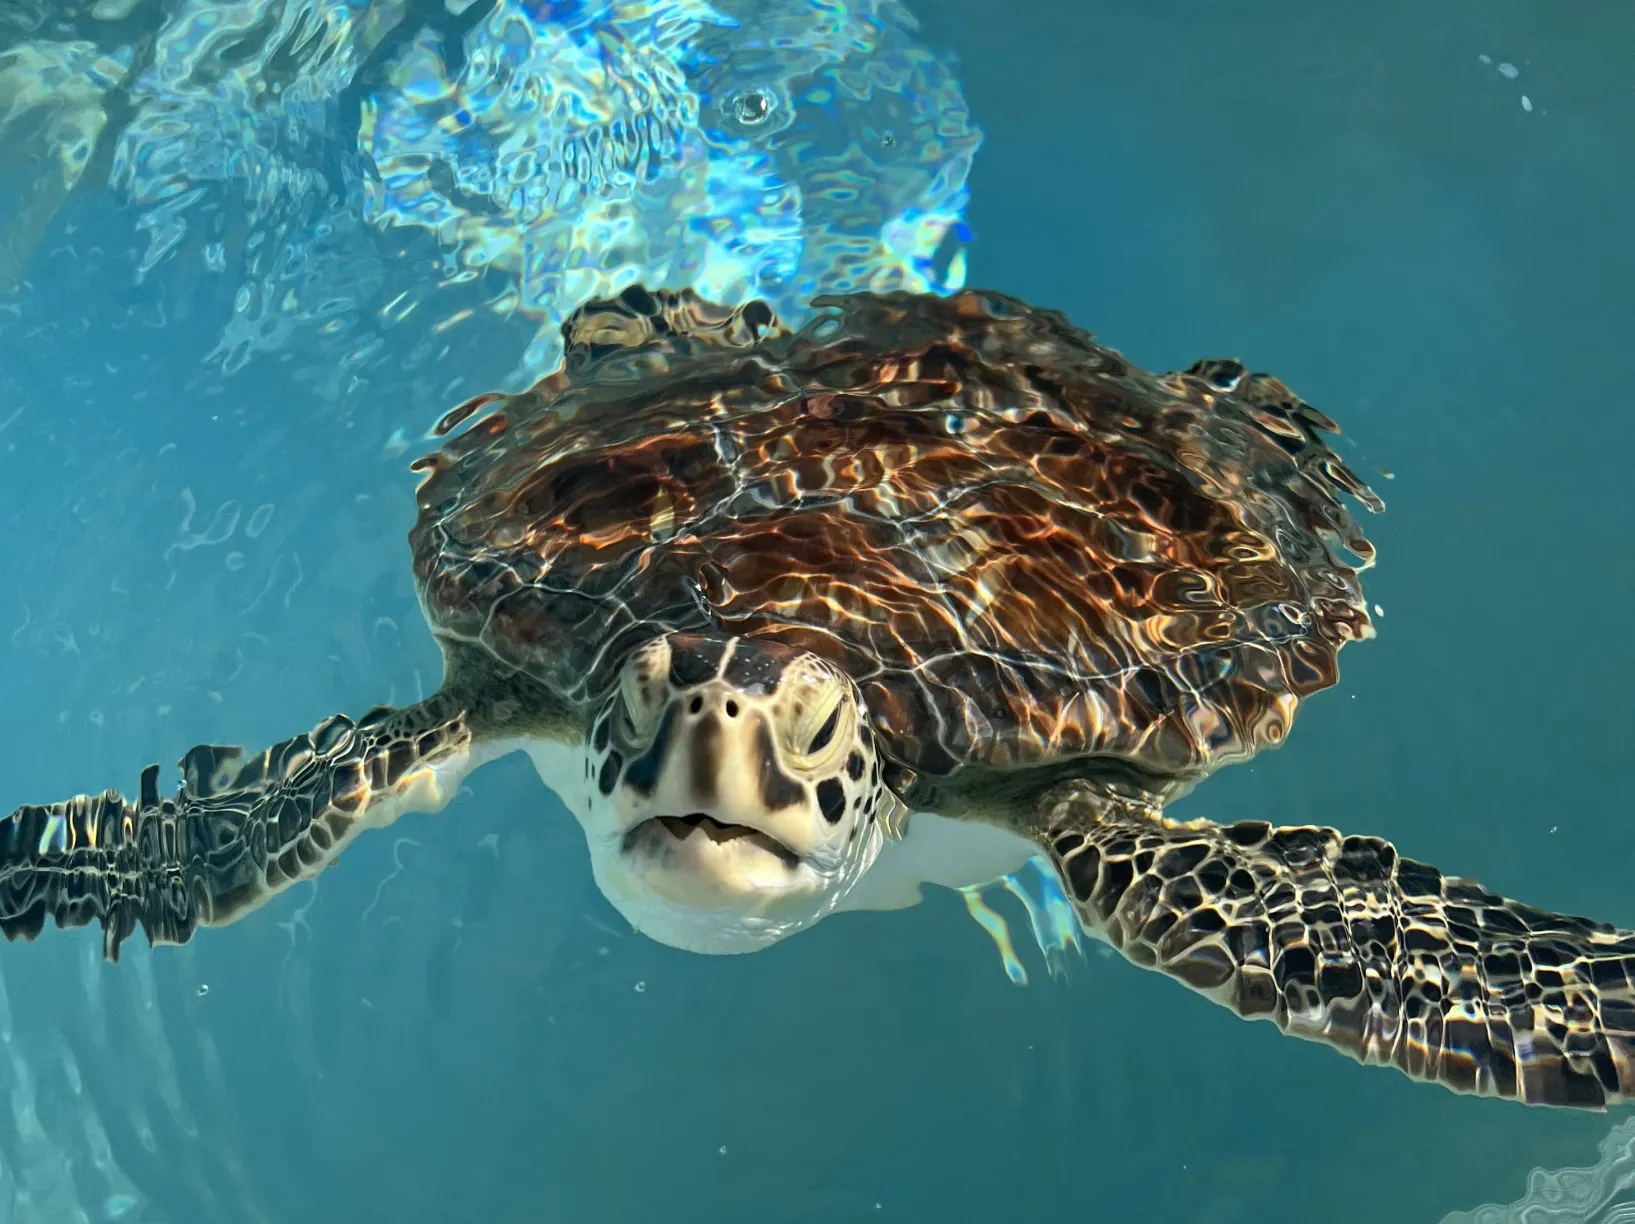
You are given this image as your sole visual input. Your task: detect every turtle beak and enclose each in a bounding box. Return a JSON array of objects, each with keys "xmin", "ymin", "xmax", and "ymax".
[
  {"xmin": 625, "ymin": 812, "xmax": 800, "ymax": 870},
  {"xmin": 610, "ymin": 698, "xmax": 832, "ymax": 911}
]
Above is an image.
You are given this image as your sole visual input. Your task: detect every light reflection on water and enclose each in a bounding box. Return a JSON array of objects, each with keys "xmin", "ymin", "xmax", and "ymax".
[{"xmin": 3, "ymin": 0, "xmax": 976, "ymax": 395}]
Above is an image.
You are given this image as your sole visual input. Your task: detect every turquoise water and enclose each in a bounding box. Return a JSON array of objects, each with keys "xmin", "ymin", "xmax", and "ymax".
[{"xmin": 2, "ymin": 0, "xmax": 1635, "ymax": 1220}]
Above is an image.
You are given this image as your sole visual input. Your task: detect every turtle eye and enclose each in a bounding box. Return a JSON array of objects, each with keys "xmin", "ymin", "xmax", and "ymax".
[
  {"xmin": 781, "ymin": 654, "xmax": 853, "ymax": 765},
  {"xmin": 617, "ymin": 658, "xmax": 663, "ymax": 742},
  {"xmin": 787, "ymin": 687, "xmax": 850, "ymax": 768},
  {"xmin": 806, "ymin": 705, "xmax": 841, "ymax": 755}
]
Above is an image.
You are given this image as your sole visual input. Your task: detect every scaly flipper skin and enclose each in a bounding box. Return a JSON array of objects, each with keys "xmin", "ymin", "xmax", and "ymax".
[
  {"xmin": 0, "ymin": 698, "xmax": 475, "ymax": 961},
  {"xmin": 1040, "ymin": 779, "xmax": 1635, "ymax": 1108}
]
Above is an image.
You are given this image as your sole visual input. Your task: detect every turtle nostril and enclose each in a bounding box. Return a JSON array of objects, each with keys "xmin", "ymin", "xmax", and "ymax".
[
  {"xmin": 725, "ymin": 700, "xmax": 739, "ymax": 718},
  {"xmin": 688, "ymin": 695, "xmax": 703, "ymax": 714}
]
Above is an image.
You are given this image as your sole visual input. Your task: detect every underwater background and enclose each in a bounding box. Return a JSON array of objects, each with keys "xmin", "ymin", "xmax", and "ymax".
[{"xmin": 1, "ymin": 0, "xmax": 1634, "ymax": 1220}]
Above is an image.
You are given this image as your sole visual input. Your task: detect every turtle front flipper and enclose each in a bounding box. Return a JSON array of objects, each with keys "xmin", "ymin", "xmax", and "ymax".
[
  {"xmin": 1036, "ymin": 779, "xmax": 1635, "ymax": 1109},
  {"xmin": 0, "ymin": 698, "xmax": 481, "ymax": 961}
]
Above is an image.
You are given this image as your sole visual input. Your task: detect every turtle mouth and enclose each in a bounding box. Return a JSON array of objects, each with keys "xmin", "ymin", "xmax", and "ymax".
[{"xmin": 623, "ymin": 813, "xmax": 801, "ymax": 870}]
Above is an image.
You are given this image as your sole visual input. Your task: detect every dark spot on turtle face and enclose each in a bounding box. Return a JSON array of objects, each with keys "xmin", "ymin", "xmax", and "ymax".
[
  {"xmin": 592, "ymin": 716, "xmax": 611, "ymax": 754},
  {"xmin": 725, "ymin": 700, "xmax": 739, "ymax": 719},
  {"xmin": 687, "ymin": 712, "xmax": 721, "ymax": 804},
  {"xmin": 816, "ymin": 778, "xmax": 845, "ymax": 825},
  {"xmin": 668, "ymin": 637, "xmax": 726, "ymax": 688},
  {"xmin": 597, "ymin": 751, "xmax": 624, "ymax": 797},
  {"xmin": 846, "ymin": 751, "xmax": 864, "ymax": 781},
  {"xmin": 755, "ymin": 720, "xmax": 805, "ymax": 811},
  {"xmin": 688, "ymin": 695, "xmax": 703, "ymax": 714},
  {"xmin": 722, "ymin": 637, "xmax": 802, "ymax": 694},
  {"xmin": 621, "ymin": 706, "xmax": 677, "ymax": 798}
]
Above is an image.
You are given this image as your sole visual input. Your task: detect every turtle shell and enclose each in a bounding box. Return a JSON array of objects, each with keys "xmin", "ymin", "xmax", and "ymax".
[{"xmin": 410, "ymin": 284, "xmax": 1380, "ymax": 791}]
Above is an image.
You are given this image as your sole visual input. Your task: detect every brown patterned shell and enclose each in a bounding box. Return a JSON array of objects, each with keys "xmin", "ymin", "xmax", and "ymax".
[{"xmin": 408, "ymin": 285, "xmax": 1381, "ymax": 790}]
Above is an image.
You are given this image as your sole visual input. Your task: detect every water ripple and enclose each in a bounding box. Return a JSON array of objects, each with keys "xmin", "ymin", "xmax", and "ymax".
[{"xmin": 0, "ymin": 0, "xmax": 980, "ymax": 393}]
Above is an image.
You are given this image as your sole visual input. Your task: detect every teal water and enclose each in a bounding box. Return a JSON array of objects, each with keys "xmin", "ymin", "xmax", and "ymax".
[{"xmin": 2, "ymin": 1, "xmax": 1634, "ymax": 1221}]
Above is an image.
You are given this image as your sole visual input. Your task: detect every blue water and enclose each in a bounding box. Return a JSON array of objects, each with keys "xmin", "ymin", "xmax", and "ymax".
[{"xmin": 2, "ymin": 0, "xmax": 1634, "ymax": 1220}]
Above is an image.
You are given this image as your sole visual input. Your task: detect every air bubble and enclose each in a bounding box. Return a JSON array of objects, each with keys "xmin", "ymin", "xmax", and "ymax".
[{"xmin": 730, "ymin": 89, "xmax": 775, "ymax": 126}]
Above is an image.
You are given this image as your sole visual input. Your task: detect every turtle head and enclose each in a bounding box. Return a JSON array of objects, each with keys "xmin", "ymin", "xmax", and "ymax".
[{"xmin": 554, "ymin": 633, "xmax": 894, "ymax": 954}]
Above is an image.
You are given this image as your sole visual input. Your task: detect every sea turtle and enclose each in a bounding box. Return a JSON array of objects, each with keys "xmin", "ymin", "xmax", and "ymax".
[{"xmin": 5, "ymin": 284, "xmax": 1634, "ymax": 1109}]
